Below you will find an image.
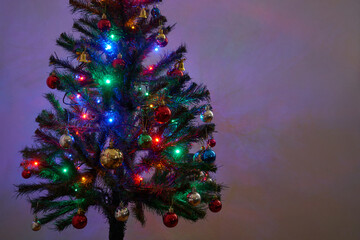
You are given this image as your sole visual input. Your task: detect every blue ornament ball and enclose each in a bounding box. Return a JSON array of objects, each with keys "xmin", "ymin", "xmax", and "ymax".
[
  {"xmin": 193, "ymin": 151, "xmax": 201, "ymax": 162},
  {"xmin": 201, "ymin": 149, "xmax": 216, "ymax": 164},
  {"xmin": 151, "ymin": 6, "xmax": 161, "ymax": 18}
]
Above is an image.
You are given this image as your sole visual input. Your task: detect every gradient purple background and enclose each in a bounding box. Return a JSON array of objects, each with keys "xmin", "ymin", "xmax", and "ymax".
[{"xmin": 1, "ymin": 0, "xmax": 360, "ymax": 239}]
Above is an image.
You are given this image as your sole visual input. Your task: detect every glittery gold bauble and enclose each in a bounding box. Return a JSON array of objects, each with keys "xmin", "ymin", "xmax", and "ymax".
[
  {"xmin": 31, "ymin": 218, "xmax": 41, "ymax": 231},
  {"xmin": 187, "ymin": 187, "xmax": 201, "ymax": 206},
  {"xmin": 115, "ymin": 206, "xmax": 130, "ymax": 222},
  {"xmin": 100, "ymin": 143, "xmax": 123, "ymax": 169}
]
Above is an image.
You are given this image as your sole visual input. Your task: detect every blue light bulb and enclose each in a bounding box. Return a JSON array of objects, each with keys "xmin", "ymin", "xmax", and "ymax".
[
  {"xmin": 154, "ymin": 47, "xmax": 159, "ymax": 52},
  {"xmin": 105, "ymin": 44, "xmax": 112, "ymax": 51}
]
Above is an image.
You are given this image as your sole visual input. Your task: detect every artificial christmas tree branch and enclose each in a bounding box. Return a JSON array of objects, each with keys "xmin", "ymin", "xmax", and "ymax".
[{"xmin": 17, "ymin": 1, "xmax": 224, "ymax": 239}]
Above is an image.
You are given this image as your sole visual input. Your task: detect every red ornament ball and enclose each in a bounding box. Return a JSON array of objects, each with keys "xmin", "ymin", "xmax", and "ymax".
[
  {"xmin": 112, "ymin": 58, "xmax": 125, "ymax": 68},
  {"xmin": 208, "ymin": 138, "xmax": 216, "ymax": 147},
  {"xmin": 168, "ymin": 69, "xmax": 184, "ymax": 77},
  {"xmin": 209, "ymin": 199, "xmax": 222, "ymax": 213},
  {"xmin": 46, "ymin": 74, "xmax": 59, "ymax": 89},
  {"xmin": 154, "ymin": 106, "xmax": 172, "ymax": 124},
  {"xmin": 22, "ymin": 170, "xmax": 31, "ymax": 179},
  {"xmin": 157, "ymin": 37, "xmax": 168, "ymax": 47},
  {"xmin": 98, "ymin": 14, "xmax": 111, "ymax": 32},
  {"xmin": 72, "ymin": 212, "xmax": 87, "ymax": 229},
  {"xmin": 163, "ymin": 212, "xmax": 178, "ymax": 228}
]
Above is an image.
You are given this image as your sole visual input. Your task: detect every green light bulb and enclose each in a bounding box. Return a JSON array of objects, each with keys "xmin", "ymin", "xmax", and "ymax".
[
  {"xmin": 105, "ymin": 79, "xmax": 111, "ymax": 84},
  {"xmin": 175, "ymin": 149, "xmax": 181, "ymax": 154},
  {"xmin": 145, "ymin": 92, "xmax": 149, "ymax": 96},
  {"xmin": 110, "ymin": 34, "xmax": 115, "ymax": 39},
  {"xmin": 63, "ymin": 168, "xmax": 68, "ymax": 173}
]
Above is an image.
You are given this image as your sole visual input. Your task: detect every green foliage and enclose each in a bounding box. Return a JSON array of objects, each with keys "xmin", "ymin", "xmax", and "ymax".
[{"xmin": 17, "ymin": 1, "xmax": 224, "ymax": 239}]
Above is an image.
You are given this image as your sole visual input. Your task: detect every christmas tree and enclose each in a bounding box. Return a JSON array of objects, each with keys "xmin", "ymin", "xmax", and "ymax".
[{"xmin": 17, "ymin": 1, "xmax": 223, "ymax": 239}]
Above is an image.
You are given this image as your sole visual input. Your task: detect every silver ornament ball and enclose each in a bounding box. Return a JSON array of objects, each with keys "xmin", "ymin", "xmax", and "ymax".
[
  {"xmin": 187, "ymin": 188, "xmax": 202, "ymax": 206},
  {"xmin": 200, "ymin": 109, "xmax": 214, "ymax": 123},
  {"xmin": 59, "ymin": 133, "xmax": 74, "ymax": 149}
]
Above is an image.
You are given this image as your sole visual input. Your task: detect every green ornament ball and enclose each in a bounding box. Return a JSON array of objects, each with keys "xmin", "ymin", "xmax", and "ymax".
[{"xmin": 138, "ymin": 133, "xmax": 152, "ymax": 149}]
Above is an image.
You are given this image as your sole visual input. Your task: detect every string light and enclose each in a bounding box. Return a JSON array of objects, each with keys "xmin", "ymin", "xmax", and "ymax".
[
  {"xmin": 150, "ymin": 104, "xmax": 154, "ymax": 108},
  {"xmin": 63, "ymin": 168, "xmax": 68, "ymax": 173},
  {"xmin": 145, "ymin": 92, "xmax": 149, "ymax": 96},
  {"xmin": 154, "ymin": 47, "xmax": 159, "ymax": 52},
  {"xmin": 81, "ymin": 113, "xmax": 87, "ymax": 119},
  {"xmin": 110, "ymin": 34, "xmax": 115, "ymax": 39},
  {"xmin": 105, "ymin": 111, "xmax": 118, "ymax": 125},
  {"xmin": 105, "ymin": 44, "xmax": 112, "ymax": 51},
  {"xmin": 148, "ymin": 65, "xmax": 154, "ymax": 71},
  {"xmin": 155, "ymin": 137, "xmax": 160, "ymax": 143},
  {"xmin": 175, "ymin": 148, "xmax": 181, "ymax": 154},
  {"xmin": 105, "ymin": 79, "xmax": 111, "ymax": 84}
]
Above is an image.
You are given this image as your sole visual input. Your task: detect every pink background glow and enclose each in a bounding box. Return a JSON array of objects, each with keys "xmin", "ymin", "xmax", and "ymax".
[{"xmin": 0, "ymin": 0, "xmax": 359, "ymax": 239}]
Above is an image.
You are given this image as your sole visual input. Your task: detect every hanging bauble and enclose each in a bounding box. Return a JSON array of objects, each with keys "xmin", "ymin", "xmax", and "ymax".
[
  {"xmin": 31, "ymin": 217, "xmax": 41, "ymax": 231},
  {"xmin": 112, "ymin": 53, "xmax": 125, "ymax": 68},
  {"xmin": 187, "ymin": 187, "xmax": 201, "ymax": 206},
  {"xmin": 208, "ymin": 138, "xmax": 216, "ymax": 147},
  {"xmin": 201, "ymin": 148, "xmax": 216, "ymax": 164},
  {"xmin": 139, "ymin": 7, "xmax": 148, "ymax": 19},
  {"xmin": 46, "ymin": 72, "xmax": 60, "ymax": 89},
  {"xmin": 209, "ymin": 199, "xmax": 222, "ymax": 213},
  {"xmin": 72, "ymin": 209, "xmax": 87, "ymax": 229},
  {"xmin": 115, "ymin": 205, "xmax": 130, "ymax": 222},
  {"xmin": 199, "ymin": 171, "xmax": 208, "ymax": 181},
  {"xmin": 163, "ymin": 207, "xmax": 178, "ymax": 228},
  {"xmin": 138, "ymin": 132, "xmax": 152, "ymax": 149},
  {"xmin": 169, "ymin": 68, "xmax": 184, "ymax": 77},
  {"xmin": 77, "ymin": 50, "xmax": 91, "ymax": 63},
  {"xmin": 176, "ymin": 59, "xmax": 186, "ymax": 72},
  {"xmin": 98, "ymin": 13, "xmax": 111, "ymax": 32},
  {"xmin": 154, "ymin": 105, "xmax": 172, "ymax": 124},
  {"xmin": 151, "ymin": 5, "xmax": 161, "ymax": 18},
  {"xmin": 22, "ymin": 169, "xmax": 32, "ymax": 179},
  {"xmin": 200, "ymin": 106, "xmax": 214, "ymax": 123},
  {"xmin": 193, "ymin": 151, "xmax": 202, "ymax": 162},
  {"xmin": 156, "ymin": 28, "xmax": 168, "ymax": 47},
  {"xmin": 59, "ymin": 131, "xmax": 74, "ymax": 149},
  {"xmin": 100, "ymin": 141, "xmax": 123, "ymax": 169},
  {"xmin": 206, "ymin": 177, "xmax": 214, "ymax": 183},
  {"xmin": 158, "ymin": 37, "xmax": 168, "ymax": 47}
]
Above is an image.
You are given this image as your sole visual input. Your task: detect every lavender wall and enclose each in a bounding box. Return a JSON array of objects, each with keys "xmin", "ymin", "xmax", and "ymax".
[{"xmin": 1, "ymin": 0, "xmax": 359, "ymax": 239}]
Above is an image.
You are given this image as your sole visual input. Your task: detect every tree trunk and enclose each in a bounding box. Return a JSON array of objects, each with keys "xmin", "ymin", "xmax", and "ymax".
[{"xmin": 109, "ymin": 218, "xmax": 126, "ymax": 240}]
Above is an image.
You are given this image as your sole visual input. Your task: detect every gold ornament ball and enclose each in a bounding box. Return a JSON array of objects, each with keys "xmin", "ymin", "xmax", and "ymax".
[
  {"xmin": 200, "ymin": 109, "xmax": 214, "ymax": 123},
  {"xmin": 100, "ymin": 147, "xmax": 123, "ymax": 169},
  {"xmin": 187, "ymin": 189, "xmax": 201, "ymax": 206},
  {"xmin": 59, "ymin": 133, "xmax": 74, "ymax": 149},
  {"xmin": 115, "ymin": 207, "xmax": 130, "ymax": 222},
  {"xmin": 31, "ymin": 220, "xmax": 41, "ymax": 231}
]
